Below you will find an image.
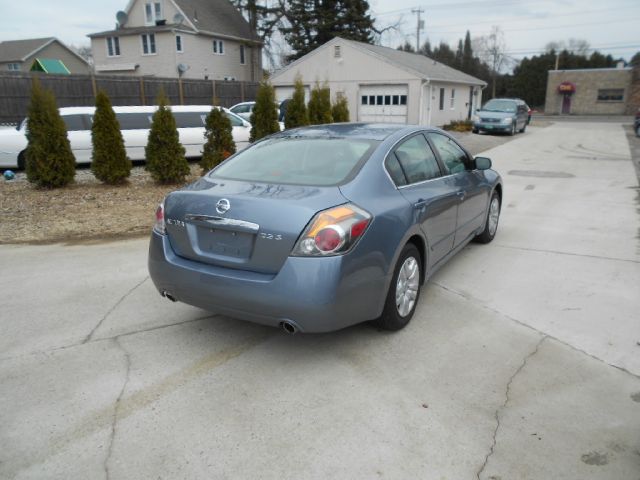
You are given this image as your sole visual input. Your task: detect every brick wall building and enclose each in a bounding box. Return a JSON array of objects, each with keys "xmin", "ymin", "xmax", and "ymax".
[{"xmin": 544, "ymin": 66, "xmax": 640, "ymax": 115}]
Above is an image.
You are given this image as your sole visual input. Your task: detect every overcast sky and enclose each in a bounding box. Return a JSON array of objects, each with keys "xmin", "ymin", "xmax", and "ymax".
[{"xmin": 0, "ymin": 0, "xmax": 638, "ymax": 65}]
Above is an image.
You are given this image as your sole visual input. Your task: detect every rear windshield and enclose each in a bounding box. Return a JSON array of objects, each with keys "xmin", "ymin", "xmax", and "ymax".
[
  {"xmin": 210, "ymin": 136, "xmax": 379, "ymax": 186},
  {"xmin": 482, "ymin": 99, "xmax": 517, "ymax": 113}
]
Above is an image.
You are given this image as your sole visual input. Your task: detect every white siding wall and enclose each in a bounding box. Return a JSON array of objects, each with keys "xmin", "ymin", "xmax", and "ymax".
[{"xmin": 427, "ymin": 83, "xmax": 483, "ymax": 126}]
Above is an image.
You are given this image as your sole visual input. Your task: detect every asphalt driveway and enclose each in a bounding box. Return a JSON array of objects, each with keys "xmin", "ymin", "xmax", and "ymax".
[{"xmin": 1, "ymin": 122, "xmax": 639, "ymax": 479}]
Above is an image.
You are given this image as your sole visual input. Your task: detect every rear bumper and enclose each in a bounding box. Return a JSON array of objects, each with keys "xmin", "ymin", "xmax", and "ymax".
[{"xmin": 148, "ymin": 231, "xmax": 389, "ymax": 332}]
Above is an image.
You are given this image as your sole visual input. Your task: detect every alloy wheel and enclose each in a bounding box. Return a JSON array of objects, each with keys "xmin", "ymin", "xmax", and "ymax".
[{"xmin": 395, "ymin": 256, "xmax": 420, "ymax": 317}]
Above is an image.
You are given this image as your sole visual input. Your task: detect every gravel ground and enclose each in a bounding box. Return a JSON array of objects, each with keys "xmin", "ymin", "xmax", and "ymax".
[{"xmin": 0, "ymin": 128, "xmax": 535, "ymax": 245}]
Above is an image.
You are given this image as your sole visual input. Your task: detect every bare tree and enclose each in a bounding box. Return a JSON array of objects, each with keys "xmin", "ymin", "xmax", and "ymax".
[
  {"xmin": 71, "ymin": 44, "xmax": 93, "ymax": 66},
  {"xmin": 545, "ymin": 38, "xmax": 590, "ymax": 56},
  {"xmin": 474, "ymin": 26, "xmax": 509, "ymax": 98}
]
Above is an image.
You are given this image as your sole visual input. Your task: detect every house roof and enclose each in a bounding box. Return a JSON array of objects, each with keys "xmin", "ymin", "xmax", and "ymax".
[
  {"xmin": 0, "ymin": 37, "xmax": 56, "ymax": 62},
  {"xmin": 274, "ymin": 38, "xmax": 486, "ymax": 87},
  {"xmin": 172, "ymin": 0, "xmax": 258, "ymax": 41},
  {"xmin": 348, "ymin": 40, "xmax": 486, "ymax": 86},
  {"xmin": 97, "ymin": 0, "xmax": 258, "ymax": 42}
]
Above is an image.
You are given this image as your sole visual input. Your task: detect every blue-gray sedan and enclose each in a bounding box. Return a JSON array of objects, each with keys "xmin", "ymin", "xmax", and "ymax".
[{"xmin": 148, "ymin": 124, "xmax": 503, "ymax": 333}]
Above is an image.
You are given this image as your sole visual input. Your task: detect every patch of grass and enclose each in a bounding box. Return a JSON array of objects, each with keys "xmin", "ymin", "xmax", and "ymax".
[{"xmin": 442, "ymin": 120, "xmax": 473, "ymax": 132}]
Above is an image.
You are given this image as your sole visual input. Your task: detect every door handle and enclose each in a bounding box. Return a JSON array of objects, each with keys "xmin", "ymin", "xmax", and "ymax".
[{"xmin": 414, "ymin": 199, "xmax": 428, "ymax": 209}]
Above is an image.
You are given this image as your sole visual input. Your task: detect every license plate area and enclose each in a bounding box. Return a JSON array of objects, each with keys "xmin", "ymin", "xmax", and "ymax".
[{"xmin": 196, "ymin": 227, "xmax": 254, "ymax": 259}]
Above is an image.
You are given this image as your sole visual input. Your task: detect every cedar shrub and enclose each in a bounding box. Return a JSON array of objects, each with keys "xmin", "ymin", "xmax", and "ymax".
[
  {"xmin": 249, "ymin": 81, "xmax": 280, "ymax": 142},
  {"xmin": 284, "ymin": 75, "xmax": 309, "ymax": 129},
  {"xmin": 25, "ymin": 78, "xmax": 75, "ymax": 188},
  {"xmin": 308, "ymin": 82, "xmax": 333, "ymax": 125},
  {"xmin": 91, "ymin": 90, "xmax": 131, "ymax": 184},
  {"xmin": 331, "ymin": 93, "xmax": 350, "ymax": 122},
  {"xmin": 145, "ymin": 91, "xmax": 189, "ymax": 184},
  {"xmin": 200, "ymin": 107, "xmax": 236, "ymax": 173}
]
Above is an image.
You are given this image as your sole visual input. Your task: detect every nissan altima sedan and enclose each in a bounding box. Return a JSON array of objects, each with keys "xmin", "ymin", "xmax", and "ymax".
[{"xmin": 148, "ymin": 123, "xmax": 503, "ymax": 333}]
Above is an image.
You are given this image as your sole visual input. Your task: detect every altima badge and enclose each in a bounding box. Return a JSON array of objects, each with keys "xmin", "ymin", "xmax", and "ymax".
[{"xmin": 216, "ymin": 198, "xmax": 231, "ymax": 214}]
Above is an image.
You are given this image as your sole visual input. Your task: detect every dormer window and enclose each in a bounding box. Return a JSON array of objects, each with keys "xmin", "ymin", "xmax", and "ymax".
[{"xmin": 145, "ymin": 2, "xmax": 162, "ymax": 25}]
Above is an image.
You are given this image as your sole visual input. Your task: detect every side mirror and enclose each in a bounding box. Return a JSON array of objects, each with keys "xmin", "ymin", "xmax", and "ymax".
[{"xmin": 475, "ymin": 156, "xmax": 492, "ymax": 170}]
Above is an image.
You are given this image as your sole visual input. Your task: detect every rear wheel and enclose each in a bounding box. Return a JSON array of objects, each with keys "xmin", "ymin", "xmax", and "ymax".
[
  {"xmin": 475, "ymin": 191, "xmax": 500, "ymax": 244},
  {"xmin": 374, "ymin": 244, "xmax": 422, "ymax": 331}
]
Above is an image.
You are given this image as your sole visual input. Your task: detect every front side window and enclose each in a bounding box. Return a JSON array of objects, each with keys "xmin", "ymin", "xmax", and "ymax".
[
  {"xmin": 597, "ymin": 89, "xmax": 624, "ymax": 102},
  {"xmin": 142, "ymin": 34, "xmax": 156, "ymax": 54},
  {"xmin": 428, "ymin": 133, "xmax": 468, "ymax": 174},
  {"xmin": 391, "ymin": 134, "xmax": 441, "ymax": 185},
  {"xmin": 211, "ymin": 137, "xmax": 379, "ymax": 186},
  {"xmin": 212, "ymin": 39, "xmax": 225, "ymax": 55},
  {"xmin": 240, "ymin": 45, "xmax": 246, "ymax": 64},
  {"xmin": 107, "ymin": 37, "xmax": 120, "ymax": 57}
]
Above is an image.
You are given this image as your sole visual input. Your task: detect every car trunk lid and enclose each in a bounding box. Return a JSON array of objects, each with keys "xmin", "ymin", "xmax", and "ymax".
[{"xmin": 163, "ymin": 178, "xmax": 348, "ymax": 274}]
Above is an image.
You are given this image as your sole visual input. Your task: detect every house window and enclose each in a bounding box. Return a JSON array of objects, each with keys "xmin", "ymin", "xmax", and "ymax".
[
  {"xmin": 597, "ymin": 89, "xmax": 624, "ymax": 102},
  {"xmin": 439, "ymin": 88, "xmax": 445, "ymax": 110},
  {"xmin": 392, "ymin": 95, "xmax": 399, "ymax": 105},
  {"xmin": 399, "ymin": 95, "xmax": 407, "ymax": 105},
  {"xmin": 450, "ymin": 88, "xmax": 455, "ymax": 109},
  {"xmin": 106, "ymin": 37, "xmax": 120, "ymax": 57},
  {"xmin": 142, "ymin": 34, "xmax": 156, "ymax": 55},
  {"xmin": 145, "ymin": 2, "xmax": 162, "ymax": 24},
  {"xmin": 176, "ymin": 35, "xmax": 183, "ymax": 53},
  {"xmin": 213, "ymin": 39, "xmax": 225, "ymax": 55},
  {"xmin": 7, "ymin": 63, "xmax": 20, "ymax": 71},
  {"xmin": 334, "ymin": 45, "xmax": 341, "ymax": 58},
  {"xmin": 240, "ymin": 45, "xmax": 245, "ymax": 64},
  {"xmin": 361, "ymin": 96, "xmax": 368, "ymax": 105}
]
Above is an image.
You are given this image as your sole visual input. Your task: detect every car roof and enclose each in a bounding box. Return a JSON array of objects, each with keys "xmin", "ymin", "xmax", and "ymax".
[
  {"xmin": 57, "ymin": 105, "xmax": 229, "ymax": 115},
  {"xmin": 275, "ymin": 123, "xmax": 427, "ymax": 141}
]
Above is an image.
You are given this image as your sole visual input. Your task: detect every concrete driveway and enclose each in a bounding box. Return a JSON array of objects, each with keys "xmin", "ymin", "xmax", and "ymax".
[{"xmin": 1, "ymin": 122, "xmax": 639, "ymax": 480}]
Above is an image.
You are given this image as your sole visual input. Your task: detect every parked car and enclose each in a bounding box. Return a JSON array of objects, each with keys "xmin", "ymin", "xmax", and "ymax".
[
  {"xmin": 230, "ymin": 100, "xmax": 287, "ymax": 128},
  {"xmin": 635, "ymin": 108, "xmax": 640, "ymax": 137},
  {"xmin": 0, "ymin": 105, "xmax": 251, "ymax": 169},
  {"xmin": 148, "ymin": 123, "xmax": 503, "ymax": 333},
  {"xmin": 472, "ymin": 98, "xmax": 529, "ymax": 135}
]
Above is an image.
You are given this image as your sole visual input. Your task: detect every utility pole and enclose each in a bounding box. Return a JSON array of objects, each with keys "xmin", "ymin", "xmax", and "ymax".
[{"xmin": 411, "ymin": 7, "xmax": 425, "ymax": 52}]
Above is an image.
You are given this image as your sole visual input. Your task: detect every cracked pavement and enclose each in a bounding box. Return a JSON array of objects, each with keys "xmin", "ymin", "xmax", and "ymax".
[{"xmin": 1, "ymin": 121, "xmax": 639, "ymax": 479}]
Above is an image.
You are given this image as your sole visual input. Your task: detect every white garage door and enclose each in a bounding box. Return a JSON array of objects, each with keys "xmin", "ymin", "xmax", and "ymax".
[{"xmin": 358, "ymin": 85, "xmax": 408, "ymax": 124}]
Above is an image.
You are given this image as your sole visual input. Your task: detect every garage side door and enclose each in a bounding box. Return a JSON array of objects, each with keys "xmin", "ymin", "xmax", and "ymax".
[{"xmin": 358, "ymin": 85, "xmax": 408, "ymax": 124}]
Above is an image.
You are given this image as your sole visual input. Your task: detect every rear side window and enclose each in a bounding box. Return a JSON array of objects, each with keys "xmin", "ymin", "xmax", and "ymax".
[
  {"xmin": 385, "ymin": 155, "xmax": 407, "ymax": 186},
  {"xmin": 427, "ymin": 133, "xmax": 468, "ymax": 174},
  {"xmin": 62, "ymin": 114, "xmax": 87, "ymax": 131},
  {"xmin": 211, "ymin": 137, "xmax": 379, "ymax": 186},
  {"xmin": 173, "ymin": 112, "xmax": 205, "ymax": 128},
  {"xmin": 232, "ymin": 104, "xmax": 251, "ymax": 114},
  {"xmin": 116, "ymin": 112, "xmax": 152, "ymax": 130},
  {"xmin": 390, "ymin": 134, "xmax": 441, "ymax": 185}
]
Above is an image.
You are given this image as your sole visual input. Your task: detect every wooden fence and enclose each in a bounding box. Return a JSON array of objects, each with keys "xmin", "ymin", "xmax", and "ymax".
[{"xmin": 0, "ymin": 72, "xmax": 259, "ymax": 124}]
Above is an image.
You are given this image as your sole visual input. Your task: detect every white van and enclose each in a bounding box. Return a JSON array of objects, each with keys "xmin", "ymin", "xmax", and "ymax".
[{"xmin": 0, "ymin": 105, "xmax": 251, "ymax": 169}]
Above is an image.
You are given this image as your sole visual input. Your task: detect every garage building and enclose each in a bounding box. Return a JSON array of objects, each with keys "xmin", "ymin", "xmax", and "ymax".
[{"xmin": 270, "ymin": 37, "xmax": 486, "ymax": 127}]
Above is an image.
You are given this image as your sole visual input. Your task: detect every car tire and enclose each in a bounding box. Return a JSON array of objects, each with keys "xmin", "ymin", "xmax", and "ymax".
[
  {"xmin": 472, "ymin": 128, "xmax": 479, "ymax": 134},
  {"xmin": 373, "ymin": 243, "xmax": 422, "ymax": 331},
  {"xmin": 636, "ymin": 124, "xmax": 640, "ymax": 138},
  {"xmin": 17, "ymin": 150, "xmax": 26, "ymax": 170},
  {"xmin": 475, "ymin": 191, "xmax": 501, "ymax": 244},
  {"xmin": 519, "ymin": 122, "xmax": 526, "ymax": 133},
  {"xmin": 509, "ymin": 123, "xmax": 516, "ymax": 136}
]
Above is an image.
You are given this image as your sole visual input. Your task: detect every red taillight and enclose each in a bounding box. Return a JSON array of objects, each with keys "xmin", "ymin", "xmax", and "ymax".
[
  {"xmin": 154, "ymin": 202, "xmax": 166, "ymax": 235},
  {"xmin": 350, "ymin": 219, "xmax": 369, "ymax": 239},
  {"xmin": 292, "ymin": 203, "xmax": 372, "ymax": 257},
  {"xmin": 314, "ymin": 227, "xmax": 344, "ymax": 252}
]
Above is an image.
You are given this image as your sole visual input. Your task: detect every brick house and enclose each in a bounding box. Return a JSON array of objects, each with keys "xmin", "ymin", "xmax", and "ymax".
[
  {"xmin": 88, "ymin": 0, "xmax": 262, "ymax": 81},
  {"xmin": 545, "ymin": 65, "xmax": 640, "ymax": 115}
]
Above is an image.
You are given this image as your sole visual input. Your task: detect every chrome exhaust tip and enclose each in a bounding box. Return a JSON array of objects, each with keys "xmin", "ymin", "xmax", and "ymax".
[
  {"xmin": 281, "ymin": 321, "xmax": 297, "ymax": 335},
  {"xmin": 162, "ymin": 291, "xmax": 178, "ymax": 302}
]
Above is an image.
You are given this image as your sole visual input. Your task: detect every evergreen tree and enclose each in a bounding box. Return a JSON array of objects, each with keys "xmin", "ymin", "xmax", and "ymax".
[
  {"xmin": 249, "ymin": 81, "xmax": 280, "ymax": 142},
  {"xmin": 91, "ymin": 90, "xmax": 131, "ymax": 184},
  {"xmin": 431, "ymin": 42, "xmax": 457, "ymax": 67},
  {"xmin": 284, "ymin": 75, "xmax": 309, "ymax": 129},
  {"xmin": 455, "ymin": 39, "xmax": 464, "ymax": 69},
  {"xmin": 462, "ymin": 31, "xmax": 474, "ymax": 75},
  {"xmin": 283, "ymin": 0, "xmax": 375, "ymax": 61},
  {"xmin": 200, "ymin": 107, "xmax": 236, "ymax": 173},
  {"xmin": 145, "ymin": 91, "xmax": 189, "ymax": 184},
  {"xmin": 25, "ymin": 78, "xmax": 75, "ymax": 188},
  {"xmin": 397, "ymin": 41, "xmax": 415, "ymax": 53},
  {"xmin": 308, "ymin": 82, "xmax": 333, "ymax": 124},
  {"xmin": 419, "ymin": 40, "xmax": 433, "ymax": 57},
  {"xmin": 331, "ymin": 93, "xmax": 350, "ymax": 122}
]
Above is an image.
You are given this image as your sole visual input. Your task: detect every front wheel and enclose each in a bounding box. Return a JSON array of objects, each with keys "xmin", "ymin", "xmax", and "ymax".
[
  {"xmin": 373, "ymin": 244, "xmax": 422, "ymax": 331},
  {"xmin": 519, "ymin": 122, "xmax": 526, "ymax": 133},
  {"xmin": 509, "ymin": 123, "xmax": 516, "ymax": 136},
  {"xmin": 475, "ymin": 191, "xmax": 501, "ymax": 244}
]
